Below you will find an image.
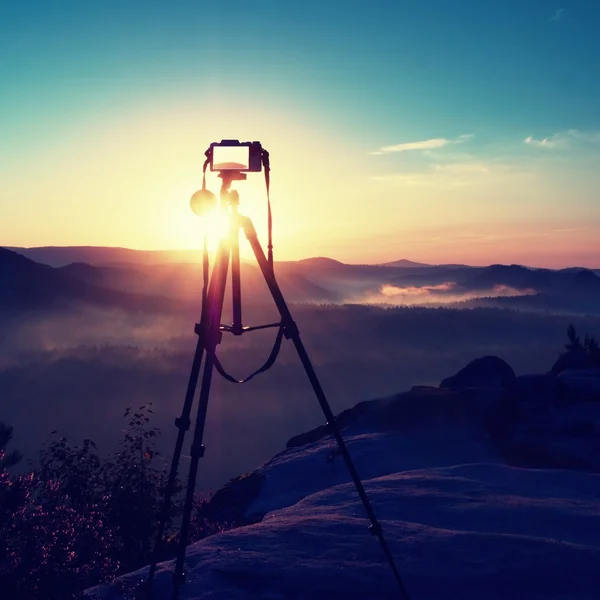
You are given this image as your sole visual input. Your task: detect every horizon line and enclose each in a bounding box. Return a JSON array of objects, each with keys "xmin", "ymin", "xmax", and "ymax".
[{"xmin": 3, "ymin": 244, "xmax": 599, "ymax": 271}]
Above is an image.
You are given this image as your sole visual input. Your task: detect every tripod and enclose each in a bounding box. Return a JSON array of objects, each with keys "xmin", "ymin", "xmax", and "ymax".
[{"xmin": 147, "ymin": 171, "xmax": 410, "ymax": 600}]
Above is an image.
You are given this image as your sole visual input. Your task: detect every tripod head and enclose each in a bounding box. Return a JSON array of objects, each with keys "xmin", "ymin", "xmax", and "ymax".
[
  {"xmin": 218, "ymin": 169, "xmax": 247, "ymax": 188},
  {"xmin": 217, "ymin": 170, "xmax": 246, "ymax": 215},
  {"xmin": 192, "ymin": 140, "xmax": 268, "ymax": 212}
]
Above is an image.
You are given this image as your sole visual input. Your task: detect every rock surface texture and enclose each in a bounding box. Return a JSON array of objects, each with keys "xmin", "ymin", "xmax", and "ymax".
[{"xmin": 87, "ymin": 355, "xmax": 600, "ymax": 600}]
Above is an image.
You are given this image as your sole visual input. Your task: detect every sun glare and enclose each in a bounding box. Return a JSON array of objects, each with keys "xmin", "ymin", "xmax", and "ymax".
[
  {"xmin": 162, "ymin": 189, "xmax": 235, "ymax": 252},
  {"xmin": 202, "ymin": 208, "xmax": 231, "ymax": 252}
]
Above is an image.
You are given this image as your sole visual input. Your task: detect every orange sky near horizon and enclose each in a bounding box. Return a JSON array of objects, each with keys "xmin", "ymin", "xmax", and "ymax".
[{"xmin": 2, "ymin": 100, "xmax": 600, "ymax": 269}]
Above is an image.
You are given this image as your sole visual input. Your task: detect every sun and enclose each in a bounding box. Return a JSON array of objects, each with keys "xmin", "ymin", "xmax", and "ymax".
[
  {"xmin": 163, "ymin": 195, "xmax": 240, "ymax": 256},
  {"xmin": 158, "ymin": 176, "xmax": 270, "ymax": 260}
]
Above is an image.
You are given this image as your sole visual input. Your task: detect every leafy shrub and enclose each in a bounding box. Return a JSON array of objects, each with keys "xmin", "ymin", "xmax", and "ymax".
[
  {"xmin": 0, "ymin": 406, "xmax": 228, "ymax": 600},
  {"xmin": 0, "ymin": 469, "xmax": 118, "ymax": 600}
]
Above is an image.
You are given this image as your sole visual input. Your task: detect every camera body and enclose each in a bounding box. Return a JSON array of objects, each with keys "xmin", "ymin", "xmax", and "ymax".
[{"xmin": 209, "ymin": 139, "xmax": 263, "ymax": 172}]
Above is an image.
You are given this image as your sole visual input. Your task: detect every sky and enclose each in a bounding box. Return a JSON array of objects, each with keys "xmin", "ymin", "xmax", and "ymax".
[{"xmin": 1, "ymin": 0, "xmax": 600, "ymax": 267}]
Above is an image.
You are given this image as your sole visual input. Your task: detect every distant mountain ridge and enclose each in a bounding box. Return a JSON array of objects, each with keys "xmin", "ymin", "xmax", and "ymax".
[
  {"xmin": 0, "ymin": 247, "xmax": 177, "ymax": 311},
  {"xmin": 7, "ymin": 246, "xmax": 600, "ymax": 272},
  {"xmin": 6, "ymin": 246, "xmax": 203, "ymax": 268},
  {"xmin": 5, "ymin": 247, "xmax": 457, "ymax": 270},
  {"xmin": 0, "ymin": 247, "xmax": 340, "ymax": 312},
  {"xmin": 464, "ymin": 264, "xmax": 600, "ymax": 294},
  {"xmin": 379, "ymin": 258, "xmax": 432, "ymax": 268},
  {"xmin": 4, "ymin": 246, "xmax": 600, "ymax": 315}
]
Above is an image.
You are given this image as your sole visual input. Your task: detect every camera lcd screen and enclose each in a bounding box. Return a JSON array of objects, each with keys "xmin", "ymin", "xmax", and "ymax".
[{"xmin": 212, "ymin": 145, "xmax": 250, "ymax": 170}]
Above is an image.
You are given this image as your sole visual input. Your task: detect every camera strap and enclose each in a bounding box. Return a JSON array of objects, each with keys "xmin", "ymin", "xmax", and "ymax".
[
  {"xmin": 200, "ymin": 151, "xmax": 212, "ymax": 305},
  {"xmin": 201, "ymin": 149, "xmax": 211, "ymax": 191},
  {"xmin": 262, "ymin": 149, "xmax": 273, "ymax": 268}
]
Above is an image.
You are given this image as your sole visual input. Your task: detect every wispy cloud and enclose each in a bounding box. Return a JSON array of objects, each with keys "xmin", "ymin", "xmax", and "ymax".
[
  {"xmin": 524, "ymin": 136, "xmax": 558, "ymax": 148},
  {"xmin": 433, "ymin": 162, "xmax": 491, "ymax": 174},
  {"xmin": 550, "ymin": 8, "xmax": 564, "ymax": 21},
  {"xmin": 370, "ymin": 133, "xmax": 473, "ymax": 155},
  {"xmin": 371, "ymin": 138, "xmax": 449, "ymax": 155},
  {"xmin": 372, "ymin": 159, "xmax": 514, "ymax": 187},
  {"xmin": 371, "ymin": 127, "xmax": 600, "ymax": 191},
  {"xmin": 566, "ymin": 129, "xmax": 600, "ymax": 143},
  {"xmin": 524, "ymin": 129, "xmax": 600, "ymax": 150}
]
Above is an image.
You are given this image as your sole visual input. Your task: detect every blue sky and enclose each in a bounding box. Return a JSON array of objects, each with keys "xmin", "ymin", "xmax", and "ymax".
[{"xmin": 1, "ymin": 0, "xmax": 599, "ymax": 266}]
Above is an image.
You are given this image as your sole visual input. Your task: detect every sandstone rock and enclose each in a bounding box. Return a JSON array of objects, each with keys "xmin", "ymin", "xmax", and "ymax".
[
  {"xmin": 558, "ymin": 369, "xmax": 600, "ymax": 403},
  {"xmin": 497, "ymin": 374, "xmax": 600, "ymax": 473},
  {"xmin": 201, "ymin": 471, "xmax": 266, "ymax": 527},
  {"xmin": 551, "ymin": 348, "xmax": 597, "ymax": 374},
  {"xmin": 511, "ymin": 374, "xmax": 564, "ymax": 415},
  {"xmin": 440, "ymin": 356, "xmax": 516, "ymax": 391},
  {"xmin": 502, "ymin": 434, "xmax": 599, "ymax": 472}
]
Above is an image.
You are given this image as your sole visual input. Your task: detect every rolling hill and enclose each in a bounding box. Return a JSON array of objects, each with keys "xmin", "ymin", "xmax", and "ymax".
[
  {"xmin": 379, "ymin": 258, "xmax": 431, "ymax": 268},
  {"xmin": 0, "ymin": 247, "xmax": 176, "ymax": 312},
  {"xmin": 0, "ymin": 248, "xmax": 340, "ymax": 314},
  {"xmin": 6, "ymin": 246, "xmax": 202, "ymax": 267},
  {"xmin": 5, "ymin": 246, "xmax": 600, "ymax": 314}
]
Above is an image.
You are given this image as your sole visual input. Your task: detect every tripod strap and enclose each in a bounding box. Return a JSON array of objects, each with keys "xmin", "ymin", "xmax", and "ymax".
[{"xmin": 211, "ymin": 324, "xmax": 284, "ymax": 384}]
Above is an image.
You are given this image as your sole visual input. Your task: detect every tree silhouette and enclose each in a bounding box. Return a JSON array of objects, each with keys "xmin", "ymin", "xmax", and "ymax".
[
  {"xmin": 564, "ymin": 325, "xmax": 600, "ymax": 367},
  {"xmin": 584, "ymin": 333, "xmax": 600, "ymax": 364},
  {"xmin": 565, "ymin": 324, "xmax": 582, "ymax": 351}
]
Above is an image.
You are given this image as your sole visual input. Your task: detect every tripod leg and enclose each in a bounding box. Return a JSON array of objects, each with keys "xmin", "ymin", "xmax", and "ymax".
[
  {"xmin": 146, "ymin": 335, "xmax": 205, "ymax": 589},
  {"xmin": 172, "ymin": 241, "xmax": 232, "ymax": 600},
  {"xmin": 241, "ymin": 217, "xmax": 410, "ymax": 599},
  {"xmin": 146, "ymin": 251, "xmax": 223, "ymax": 593}
]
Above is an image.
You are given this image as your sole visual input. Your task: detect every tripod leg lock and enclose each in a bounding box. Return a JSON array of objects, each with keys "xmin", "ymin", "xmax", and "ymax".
[
  {"xmin": 207, "ymin": 330, "xmax": 223, "ymax": 347},
  {"xmin": 175, "ymin": 416, "xmax": 191, "ymax": 431},
  {"xmin": 282, "ymin": 319, "xmax": 299, "ymax": 340},
  {"xmin": 173, "ymin": 571, "xmax": 186, "ymax": 584},
  {"xmin": 194, "ymin": 322, "xmax": 204, "ymax": 336},
  {"xmin": 190, "ymin": 442, "xmax": 206, "ymax": 459}
]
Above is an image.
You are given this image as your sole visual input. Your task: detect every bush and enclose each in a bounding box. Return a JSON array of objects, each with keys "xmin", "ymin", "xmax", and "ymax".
[
  {"xmin": 0, "ymin": 405, "xmax": 227, "ymax": 600},
  {"xmin": 0, "ymin": 469, "xmax": 118, "ymax": 600}
]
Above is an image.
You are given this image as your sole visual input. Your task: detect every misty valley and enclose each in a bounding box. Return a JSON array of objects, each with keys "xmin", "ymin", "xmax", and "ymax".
[{"xmin": 2, "ymin": 246, "xmax": 600, "ymax": 492}]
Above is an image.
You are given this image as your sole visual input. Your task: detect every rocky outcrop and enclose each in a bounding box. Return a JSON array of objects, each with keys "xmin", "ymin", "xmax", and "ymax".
[
  {"xmin": 493, "ymin": 370, "xmax": 600, "ymax": 472},
  {"xmin": 440, "ymin": 355, "xmax": 516, "ymax": 390},
  {"xmin": 507, "ymin": 373, "xmax": 564, "ymax": 419},
  {"xmin": 558, "ymin": 368, "xmax": 600, "ymax": 403},
  {"xmin": 89, "ymin": 465, "xmax": 600, "ymax": 600},
  {"xmin": 89, "ymin": 354, "xmax": 600, "ymax": 600},
  {"xmin": 203, "ymin": 385, "xmax": 506, "ymax": 527},
  {"xmin": 551, "ymin": 348, "xmax": 597, "ymax": 374},
  {"xmin": 286, "ymin": 399, "xmax": 373, "ymax": 448},
  {"xmin": 198, "ymin": 471, "xmax": 265, "ymax": 528},
  {"xmin": 201, "ymin": 355, "xmax": 600, "ymax": 533}
]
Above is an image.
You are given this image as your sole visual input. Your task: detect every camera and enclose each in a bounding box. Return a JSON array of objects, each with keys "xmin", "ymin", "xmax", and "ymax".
[{"xmin": 209, "ymin": 139, "xmax": 264, "ymax": 172}]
